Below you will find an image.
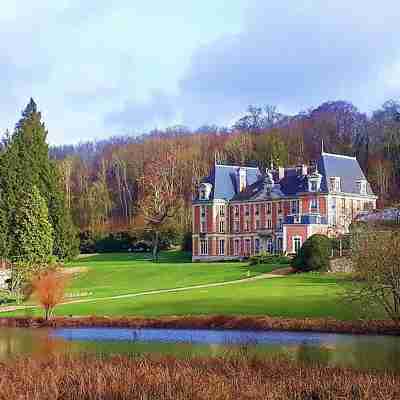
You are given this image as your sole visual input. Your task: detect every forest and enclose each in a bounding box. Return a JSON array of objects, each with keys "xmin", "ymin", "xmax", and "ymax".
[{"xmin": 47, "ymin": 100, "xmax": 400, "ymax": 251}]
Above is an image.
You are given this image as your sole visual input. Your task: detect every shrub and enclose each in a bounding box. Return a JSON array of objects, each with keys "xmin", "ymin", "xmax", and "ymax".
[
  {"xmin": 249, "ymin": 252, "xmax": 291, "ymax": 266},
  {"xmin": 293, "ymin": 234, "xmax": 332, "ymax": 272}
]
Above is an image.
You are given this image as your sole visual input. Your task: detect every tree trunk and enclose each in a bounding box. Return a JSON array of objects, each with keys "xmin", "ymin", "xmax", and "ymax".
[{"xmin": 152, "ymin": 231, "xmax": 159, "ymax": 262}]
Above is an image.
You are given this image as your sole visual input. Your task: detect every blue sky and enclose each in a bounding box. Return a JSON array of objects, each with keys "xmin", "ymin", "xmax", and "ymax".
[{"xmin": 1, "ymin": 1, "xmax": 399, "ymax": 144}]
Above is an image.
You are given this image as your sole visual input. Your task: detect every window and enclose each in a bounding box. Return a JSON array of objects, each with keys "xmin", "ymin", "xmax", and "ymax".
[
  {"xmin": 341, "ymin": 198, "xmax": 346, "ymax": 214},
  {"xmin": 201, "ymin": 206, "xmax": 206, "ymax": 218},
  {"xmin": 200, "ymin": 190, "xmax": 206, "ymax": 200},
  {"xmin": 267, "ymin": 239, "xmax": 273, "ymax": 253},
  {"xmin": 277, "ymin": 237, "xmax": 283, "ymax": 251},
  {"xmin": 234, "ymin": 206, "xmax": 239, "ymax": 217},
  {"xmin": 200, "ymin": 240, "xmax": 208, "ymax": 255},
  {"xmin": 267, "ymin": 203, "xmax": 272, "ymax": 214},
  {"xmin": 219, "ymin": 239, "xmax": 225, "ymax": 255},
  {"xmin": 357, "ymin": 180, "xmax": 367, "ymax": 195},
  {"xmin": 278, "ymin": 202, "xmax": 283, "ymax": 214},
  {"xmin": 255, "ymin": 238, "xmax": 260, "ymax": 254},
  {"xmin": 267, "ymin": 218, "xmax": 272, "ymax": 229},
  {"xmin": 201, "ymin": 221, "xmax": 206, "ymax": 233},
  {"xmin": 234, "ymin": 220, "xmax": 240, "ymax": 232},
  {"xmin": 219, "ymin": 205, "xmax": 225, "ymax": 217},
  {"xmin": 245, "ymin": 239, "xmax": 251, "ymax": 255},
  {"xmin": 310, "ymin": 198, "xmax": 318, "ymax": 212},
  {"xmin": 293, "ymin": 237, "xmax": 302, "ymax": 253},
  {"xmin": 255, "ymin": 204, "xmax": 260, "ymax": 216},
  {"xmin": 277, "ymin": 217, "xmax": 283, "ymax": 231},
  {"xmin": 291, "ymin": 200, "xmax": 300, "ymax": 214},
  {"xmin": 245, "ymin": 205, "xmax": 250, "ymax": 216},
  {"xmin": 293, "ymin": 214, "xmax": 300, "ymax": 224},
  {"xmin": 330, "ymin": 177, "xmax": 341, "ymax": 192},
  {"xmin": 311, "ymin": 180, "xmax": 318, "ymax": 192},
  {"xmin": 255, "ymin": 219, "xmax": 260, "ymax": 230},
  {"xmin": 219, "ymin": 220, "xmax": 225, "ymax": 233},
  {"xmin": 245, "ymin": 220, "xmax": 250, "ymax": 232},
  {"xmin": 234, "ymin": 239, "xmax": 240, "ymax": 256}
]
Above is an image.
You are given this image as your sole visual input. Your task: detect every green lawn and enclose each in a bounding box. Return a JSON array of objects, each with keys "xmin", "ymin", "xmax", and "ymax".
[
  {"xmin": 60, "ymin": 251, "xmax": 284, "ymax": 300},
  {"xmin": 2, "ymin": 251, "xmax": 378, "ymax": 321}
]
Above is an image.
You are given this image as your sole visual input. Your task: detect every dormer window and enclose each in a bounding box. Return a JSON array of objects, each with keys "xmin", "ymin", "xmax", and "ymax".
[
  {"xmin": 311, "ymin": 181, "xmax": 318, "ymax": 192},
  {"xmin": 357, "ymin": 180, "xmax": 367, "ymax": 195},
  {"xmin": 199, "ymin": 183, "xmax": 212, "ymax": 200},
  {"xmin": 307, "ymin": 169, "xmax": 322, "ymax": 192},
  {"xmin": 330, "ymin": 177, "xmax": 341, "ymax": 192}
]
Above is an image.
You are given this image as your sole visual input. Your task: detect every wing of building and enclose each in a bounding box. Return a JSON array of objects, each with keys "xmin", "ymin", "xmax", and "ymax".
[{"xmin": 192, "ymin": 151, "xmax": 377, "ymax": 261}]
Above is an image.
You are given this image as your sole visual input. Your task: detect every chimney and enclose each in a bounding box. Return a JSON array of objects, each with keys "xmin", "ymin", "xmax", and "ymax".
[
  {"xmin": 278, "ymin": 167, "xmax": 285, "ymax": 180},
  {"xmin": 238, "ymin": 168, "xmax": 247, "ymax": 192}
]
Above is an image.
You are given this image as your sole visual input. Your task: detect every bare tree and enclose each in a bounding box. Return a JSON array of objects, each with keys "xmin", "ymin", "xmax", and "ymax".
[
  {"xmin": 140, "ymin": 150, "xmax": 183, "ymax": 261},
  {"xmin": 349, "ymin": 229, "xmax": 400, "ymax": 323}
]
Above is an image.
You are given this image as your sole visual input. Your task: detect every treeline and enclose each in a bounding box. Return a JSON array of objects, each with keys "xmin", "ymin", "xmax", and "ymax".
[{"xmin": 49, "ymin": 99, "xmax": 400, "ymax": 246}]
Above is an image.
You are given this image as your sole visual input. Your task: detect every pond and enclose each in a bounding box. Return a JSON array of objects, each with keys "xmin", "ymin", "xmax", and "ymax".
[{"xmin": 0, "ymin": 327, "xmax": 399, "ymax": 371}]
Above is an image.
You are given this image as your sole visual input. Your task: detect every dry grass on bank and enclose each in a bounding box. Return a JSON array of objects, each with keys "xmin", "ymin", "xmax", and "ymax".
[
  {"xmin": 0, "ymin": 354, "xmax": 398, "ymax": 400},
  {"xmin": 1, "ymin": 315, "xmax": 400, "ymax": 335}
]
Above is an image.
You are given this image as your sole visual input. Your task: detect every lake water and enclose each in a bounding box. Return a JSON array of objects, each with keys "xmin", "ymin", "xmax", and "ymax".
[{"xmin": 0, "ymin": 327, "xmax": 399, "ymax": 371}]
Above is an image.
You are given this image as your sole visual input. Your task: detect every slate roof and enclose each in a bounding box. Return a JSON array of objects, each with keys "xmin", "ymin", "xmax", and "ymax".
[
  {"xmin": 196, "ymin": 152, "xmax": 376, "ymax": 202},
  {"xmin": 200, "ymin": 164, "xmax": 260, "ymax": 201},
  {"xmin": 318, "ymin": 152, "xmax": 374, "ymax": 195}
]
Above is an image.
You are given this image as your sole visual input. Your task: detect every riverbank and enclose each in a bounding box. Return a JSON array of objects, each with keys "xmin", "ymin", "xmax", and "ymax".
[
  {"xmin": 1, "ymin": 315, "xmax": 399, "ymax": 335},
  {"xmin": 0, "ymin": 354, "xmax": 398, "ymax": 400}
]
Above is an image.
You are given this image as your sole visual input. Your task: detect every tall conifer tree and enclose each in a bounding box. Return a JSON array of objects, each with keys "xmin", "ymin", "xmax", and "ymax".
[{"xmin": 0, "ymin": 99, "xmax": 79, "ymax": 261}]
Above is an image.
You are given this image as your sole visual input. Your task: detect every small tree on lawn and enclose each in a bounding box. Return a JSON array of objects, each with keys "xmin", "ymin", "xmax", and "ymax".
[
  {"xmin": 348, "ymin": 229, "xmax": 400, "ymax": 324},
  {"xmin": 139, "ymin": 151, "xmax": 183, "ymax": 261},
  {"xmin": 293, "ymin": 234, "xmax": 332, "ymax": 272},
  {"xmin": 31, "ymin": 269, "xmax": 69, "ymax": 320}
]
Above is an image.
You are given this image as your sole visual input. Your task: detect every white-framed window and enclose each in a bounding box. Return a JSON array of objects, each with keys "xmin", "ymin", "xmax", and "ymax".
[
  {"xmin": 255, "ymin": 204, "xmax": 260, "ymax": 216},
  {"xmin": 267, "ymin": 239, "xmax": 273, "ymax": 253},
  {"xmin": 245, "ymin": 205, "xmax": 250, "ymax": 216},
  {"xmin": 291, "ymin": 200, "xmax": 300, "ymax": 214},
  {"xmin": 255, "ymin": 238, "xmax": 260, "ymax": 254},
  {"xmin": 278, "ymin": 202, "xmax": 283, "ymax": 214},
  {"xmin": 277, "ymin": 237, "xmax": 283, "ymax": 251},
  {"xmin": 357, "ymin": 180, "xmax": 367, "ymax": 195},
  {"xmin": 245, "ymin": 220, "xmax": 250, "ymax": 231},
  {"xmin": 219, "ymin": 239, "xmax": 225, "ymax": 255},
  {"xmin": 200, "ymin": 189, "xmax": 206, "ymax": 200},
  {"xmin": 234, "ymin": 220, "xmax": 240, "ymax": 232},
  {"xmin": 200, "ymin": 221, "xmax": 206, "ymax": 233},
  {"xmin": 293, "ymin": 236, "xmax": 302, "ymax": 253},
  {"xmin": 330, "ymin": 177, "xmax": 341, "ymax": 192},
  {"xmin": 201, "ymin": 205, "xmax": 206, "ymax": 218},
  {"xmin": 267, "ymin": 218, "xmax": 272, "ymax": 229},
  {"xmin": 219, "ymin": 220, "xmax": 225, "ymax": 233},
  {"xmin": 277, "ymin": 217, "xmax": 283, "ymax": 231},
  {"xmin": 200, "ymin": 239, "xmax": 208, "ymax": 255},
  {"xmin": 267, "ymin": 202, "xmax": 272, "ymax": 214},
  {"xmin": 219, "ymin": 205, "xmax": 225, "ymax": 217},
  {"xmin": 234, "ymin": 239, "xmax": 240, "ymax": 256},
  {"xmin": 245, "ymin": 239, "xmax": 251, "ymax": 255},
  {"xmin": 310, "ymin": 180, "xmax": 318, "ymax": 192},
  {"xmin": 234, "ymin": 205, "xmax": 239, "ymax": 217},
  {"xmin": 255, "ymin": 219, "xmax": 260, "ymax": 230},
  {"xmin": 310, "ymin": 197, "xmax": 318, "ymax": 212}
]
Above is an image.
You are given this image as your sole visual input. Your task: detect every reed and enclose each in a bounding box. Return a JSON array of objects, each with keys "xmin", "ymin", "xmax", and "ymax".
[{"xmin": 0, "ymin": 354, "xmax": 398, "ymax": 399}]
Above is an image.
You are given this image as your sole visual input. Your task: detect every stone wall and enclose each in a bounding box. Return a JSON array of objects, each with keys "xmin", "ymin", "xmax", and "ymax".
[
  {"xmin": 329, "ymin": 257, "xmax": 354, "ymax": 273},
  {"xmin": 0, "ymin": 269, "xmax": 11, "ymax": 290}
]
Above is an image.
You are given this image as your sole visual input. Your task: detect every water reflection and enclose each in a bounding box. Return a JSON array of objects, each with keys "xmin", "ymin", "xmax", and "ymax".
[{"xmin": 0, "ymin": 327, "xmax": 399, "ymax": 371}]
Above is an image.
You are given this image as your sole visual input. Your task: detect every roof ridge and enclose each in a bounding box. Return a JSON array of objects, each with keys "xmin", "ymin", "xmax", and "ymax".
[
  {"xmin": 215, "ymin": 163, "xmax": 259, "ymax": 169},
  {"xmin": 322, "ymin": 151, "xmax": 356, "ymax": 160}
]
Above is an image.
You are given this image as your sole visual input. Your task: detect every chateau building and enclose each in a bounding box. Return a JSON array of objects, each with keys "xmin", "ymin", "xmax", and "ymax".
[{"xmin": 192, "ymin": 150, "xmax": 377, "ymax": 261}]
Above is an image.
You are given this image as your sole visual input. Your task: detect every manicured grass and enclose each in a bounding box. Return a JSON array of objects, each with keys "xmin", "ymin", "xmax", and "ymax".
[{"xmin": 60, "ymin": 250, "xmax": 285, "ymax": 300}]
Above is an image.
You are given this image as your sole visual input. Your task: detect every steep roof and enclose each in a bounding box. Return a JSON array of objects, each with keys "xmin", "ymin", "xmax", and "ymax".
[
  {"xmin": 202, "ymin": 164, "xmax": 259, "ymax": 201},
  {"xmin": 318, "ymin": 152, "xmax": 374, "ymax": 195}
]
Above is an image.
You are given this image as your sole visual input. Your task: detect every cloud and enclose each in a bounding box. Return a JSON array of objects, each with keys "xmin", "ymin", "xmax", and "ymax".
[{"xmin": 106, "ymin": 0, "xmax": 400, "ymax": 131}]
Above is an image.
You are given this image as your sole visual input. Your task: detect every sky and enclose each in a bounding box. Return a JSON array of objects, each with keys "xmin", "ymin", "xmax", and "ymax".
[{"xmin": 1, "ymin": 1, "xmax": 399, "ymax": 145}]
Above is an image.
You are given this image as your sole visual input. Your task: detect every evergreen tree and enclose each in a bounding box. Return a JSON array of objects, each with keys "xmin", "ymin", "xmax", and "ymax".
[
  {"xmin": 0, "ymin": 99, "xmax": 79, "ymax": 261},
  {"xmin": 10, "ymin": 185, "xmax": 53, "ymax": 263}
]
